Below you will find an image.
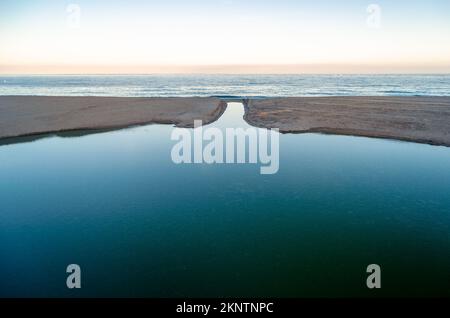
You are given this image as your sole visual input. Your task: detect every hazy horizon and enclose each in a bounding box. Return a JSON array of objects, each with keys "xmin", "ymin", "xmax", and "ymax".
[{"xmin": 2, "ymin": 64, "xmax": 450, "ymax": 75}]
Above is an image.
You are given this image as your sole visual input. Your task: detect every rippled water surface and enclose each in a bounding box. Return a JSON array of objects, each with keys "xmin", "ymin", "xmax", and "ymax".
[{"xmin": 1, "ymin": 75, "xmax": 450, "ymax": 97}]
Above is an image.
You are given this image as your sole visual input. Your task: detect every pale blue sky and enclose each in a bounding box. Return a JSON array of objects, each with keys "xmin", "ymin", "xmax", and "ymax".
[{"xmin": 1, "ymin": 0, "xmax": 449, "ymax": 73}]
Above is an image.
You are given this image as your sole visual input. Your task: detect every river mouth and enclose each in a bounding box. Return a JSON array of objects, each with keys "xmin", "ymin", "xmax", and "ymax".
[
  {"xmin": 1, "ymin": 97, "xmax": 449, "ymax": 149},
  {"xmin": 1, "ymin": 102, "xmax": 450, "ymax": 297}
]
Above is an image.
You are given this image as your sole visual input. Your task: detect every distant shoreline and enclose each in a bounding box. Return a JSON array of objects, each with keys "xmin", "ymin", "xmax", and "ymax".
[{"xmin": 1, "ymin": 96, "xmax": 449, "ymax": 147}]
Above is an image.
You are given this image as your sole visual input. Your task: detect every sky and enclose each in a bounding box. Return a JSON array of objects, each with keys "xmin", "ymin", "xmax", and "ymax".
[{"xmin": 1, "ymin": 0, "xmax": 450, "ymax": 74}]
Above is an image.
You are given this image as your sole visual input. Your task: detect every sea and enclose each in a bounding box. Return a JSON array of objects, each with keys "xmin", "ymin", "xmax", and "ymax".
[{"xmin": 1, "ymin": 74, "xmax": 450, "ymax": 97}]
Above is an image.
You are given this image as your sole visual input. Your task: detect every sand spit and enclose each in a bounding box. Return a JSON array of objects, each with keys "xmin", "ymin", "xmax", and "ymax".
[
  {"xmin": 0, "ymin": 96, "xmax": 226, "ymax": 142},
  {"xmin": 244, "ymin": 96, "xmax": 450, "ymax": 147}
]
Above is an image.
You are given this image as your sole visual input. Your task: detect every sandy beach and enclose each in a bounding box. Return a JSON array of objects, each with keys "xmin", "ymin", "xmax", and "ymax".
[
  {"xmin": 245, "ymin": 96, "xmax": 450, "ymax": 147},
  {"xmin": 0, "ymin": 96, "xmax": 226, "ymax": 141},
  {"xmin": 1, "ymin": 96, "xmax": 450, "ymax": 147}
]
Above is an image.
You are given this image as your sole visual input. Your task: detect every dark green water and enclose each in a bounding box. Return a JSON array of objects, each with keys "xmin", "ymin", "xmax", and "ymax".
[{"xmin": 0, "ymin": 103, "xmax": 449, "ymax": 297}]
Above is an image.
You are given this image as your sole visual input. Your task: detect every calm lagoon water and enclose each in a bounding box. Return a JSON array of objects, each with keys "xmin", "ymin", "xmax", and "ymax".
[{"xmin": 1, "ymin": 103, "xmax": 450, "ymax": 297}]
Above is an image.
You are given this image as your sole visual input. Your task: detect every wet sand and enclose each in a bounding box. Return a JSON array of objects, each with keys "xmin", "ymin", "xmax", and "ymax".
[
  {"xmin": 1, "ymin": 96, "xmax": 450, "ymax": 147},
  {"xmin": 245, "ymin": 97, "xmax": 450, "ymax": 147},
  {"xmin": 0, "ymin": 96, "xmax": 226, "ymax": 141}
]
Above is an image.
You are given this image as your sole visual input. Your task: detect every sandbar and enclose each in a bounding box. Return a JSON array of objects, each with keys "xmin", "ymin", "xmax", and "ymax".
[{"xmin": 244, "ymin": 96, "xmax": 450, "ymax": 147}]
